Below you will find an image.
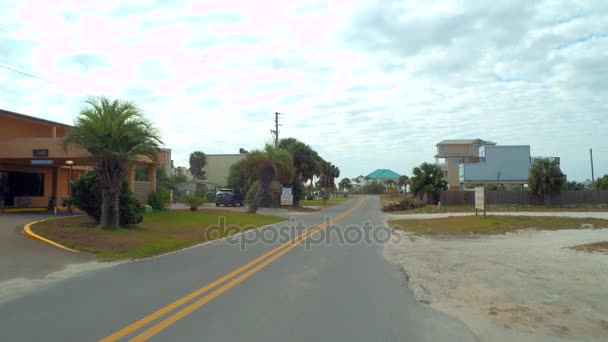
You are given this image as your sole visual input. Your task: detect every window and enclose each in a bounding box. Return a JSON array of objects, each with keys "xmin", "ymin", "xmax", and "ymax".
[
  {"xmin": 474, "ymin": 144, "xmax": 479, "ymax": 151},
  {"xmin": 0, "ymin": 171, "xmax": 45, "ymax": 196},
  {"xmin": 440, "ymin": 145, "xmax": 445, "ymax": 152},
  {"xmin": 134, "ymin": 165, "xmax": 149, "ymax": 181},
  {"xmin": 452, "ymin": 159, "xmax": 459, "ymax": 165}
]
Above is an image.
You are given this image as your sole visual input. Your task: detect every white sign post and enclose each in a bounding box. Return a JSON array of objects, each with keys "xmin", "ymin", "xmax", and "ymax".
[
  {"xmin": 281, "ymin": 187, "xmax": 293, "ymax": 206},
  {"xmin": 475, "ymin": 187, "xmax": 485, "ymax": 216}
]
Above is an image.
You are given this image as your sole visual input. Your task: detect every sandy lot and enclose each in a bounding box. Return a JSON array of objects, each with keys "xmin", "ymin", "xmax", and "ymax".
[{"xmin": 386, "ymin": 227, "xmax": 608, "ymax": 342}]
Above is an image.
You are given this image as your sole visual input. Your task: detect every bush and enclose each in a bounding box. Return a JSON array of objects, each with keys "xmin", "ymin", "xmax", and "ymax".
[
  {"xmin": 246, "ymin": 181, "xmax": 281, "ymax": 208},
  {"xmin": 72, "ymin": 171, "xmax": 144, "ymax": 226},
  {"xmin": 183, "ymin": 195, "xmax": 207, "ymax": 211},
  {"xmin": 149, "ymin": 187, "xmax": 172, "ymax": 210},
  {"xmin": 360, "ymin": 181, "xmax": 385, "ymax": 194},
  {"xmin": 382, "ymin": 197, "xmax": 425, "ymax": 212}
]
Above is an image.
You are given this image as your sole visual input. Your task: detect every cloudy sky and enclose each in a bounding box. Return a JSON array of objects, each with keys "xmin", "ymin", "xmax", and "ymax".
[{"xmin": 1, "ymin": 0, "xmax": 607, "ymax": 181}]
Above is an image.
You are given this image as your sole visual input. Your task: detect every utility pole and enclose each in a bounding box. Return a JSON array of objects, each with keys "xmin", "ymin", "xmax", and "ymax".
[
  {"xmin": 270, "ymin": 112, "xmax": 282, "ymax": 147},
  {"xmin": 590, "ymin": 148, "xmax": 595, "ymax": 187}
]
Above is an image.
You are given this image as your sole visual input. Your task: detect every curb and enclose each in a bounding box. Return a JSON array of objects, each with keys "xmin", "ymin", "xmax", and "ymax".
[{"xmin": 23, "ymin": 215, "xmax": 85, "ymax": 253}]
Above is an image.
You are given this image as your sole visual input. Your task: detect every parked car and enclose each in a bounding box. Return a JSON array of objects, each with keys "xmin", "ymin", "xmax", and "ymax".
[{"xmin": 215, "ymin": 188, "xmax": 244, "ymax": 206}]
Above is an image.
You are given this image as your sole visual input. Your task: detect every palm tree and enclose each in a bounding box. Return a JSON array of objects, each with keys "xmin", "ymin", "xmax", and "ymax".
[
  {"xmin": 278, "ymin": 138, "xmax": 320, "ymax": 205},
  {"xmin": 410, "ymin": 163, "xmax": 447, "ymax": 203},
  {"xmin": 243, "ymin": 145, "xmax": 294, "ymax": 213},
  {"xmin": 64, "ymin": 96, "xmax": 162, "ymax": 229},
  {"xmin": 384, "ymin": 179, "xmax": 395, "ymax": 192},
  {"xmin": 338, "ymin": 178, "xmax": 352, "ymax": 192},
  {"xmin": 529, "ymin": 159, "xmax": 565, "ymax": 206},
  {"xmin": 189, "ymin": 151, "xmax": 207, "ymax": 180},
  {"xmin": 398, "ymin": 175, "xmax": 409, "ymax": 196}
]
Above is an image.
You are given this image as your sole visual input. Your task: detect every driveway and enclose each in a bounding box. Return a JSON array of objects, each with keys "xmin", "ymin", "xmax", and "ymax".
[{"xmin": 0, "ymin": 212, "xmax": 94, "ymax": 282}]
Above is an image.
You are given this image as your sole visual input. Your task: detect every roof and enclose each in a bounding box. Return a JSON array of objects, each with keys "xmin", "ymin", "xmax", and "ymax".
[
  {"xmin": 0, "ymin": 108, "xmax": 73, "ymax": 128},
  {"xmin": 436, "ymin": 139, "xmax": 496, "ymax": 146},
  {"xmin": 366, "ymin": 169, "xmax": 401, "ymax": 179}
]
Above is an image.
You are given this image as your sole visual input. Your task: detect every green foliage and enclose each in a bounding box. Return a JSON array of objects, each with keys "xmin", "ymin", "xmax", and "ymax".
[
  {"xmin": 398, "ymin": 175, "xmax": 409, "ymax": 190},
  {"xmin": 410, "ymin": 162, "xmax": 448, "ymax": 203},
  {"xmin": 292, "ymin": 178, "xmax": 305, "ymax": 205},
  {"xmin": 565, "ymin": 181, "xmax": 585, "ymax": 191},
  {"xmin": 189, "ymin": 151, "xmax": 207, "ymax": 180},
  {"xmin": 278, "ymin": 138, "xmax": 321, "ymax": 184},
  {"xmin": 71, "ymin": 171, "xmax": 144, "ymax": 226},
  {"xmin": 64, "ymin": 96, "xmax": 161, "ymax": 229},
  {"xmin": 338, "ymin": 178, "xmax": 352, "ymax": 191},
  {"xmin": 246, "ymin": 181, "xmax": 281, "ymax": 208},
  {"xmin": 134, "ymin": 165, "xmax": 149, "ymax": 181},
  {"xmin": 183, "ymin": 195, "xmax": 207, "ymax": 211},
  {"xmin": 359, "ymin": 181, "xmax": 385, "ymax": 194},
  {"xmin": 226, "ymin": 159, "xmax": 250, "ymax": 196},
  {"xmin": 244, "ymin": 145, "xmax": 294, "ymax": 213},
  {"xmin": 148, "ymin": 187, "xmax": 172, "ymax": 210},
  {"xmin": 596, "ymin": 175, "xmax": 608, "ymax": 190},
  {"xmin": 529, "ymin": 159, "xmax": 565, "ymax": 205},
  {"xmin": 382, "ymin": 197, "xmax": 425, "ymax": 212}
]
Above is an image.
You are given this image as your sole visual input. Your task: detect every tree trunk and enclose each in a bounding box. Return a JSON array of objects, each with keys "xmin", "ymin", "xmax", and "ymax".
[
  {"xmin": 100, "ymin": 188, "xmax": 120, "ymax": 229},
  {"xmin": 248, "ymin": 180, "xmax": 271, "ymax": 214},
  {"xmin": 97, "ymin": 160, "xmax": 127, "ymax": 229}
]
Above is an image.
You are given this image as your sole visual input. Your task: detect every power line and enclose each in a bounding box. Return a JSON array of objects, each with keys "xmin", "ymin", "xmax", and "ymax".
[{"xmin": 0, "ymin": 65, "xmax": 56, "ymax": 84}]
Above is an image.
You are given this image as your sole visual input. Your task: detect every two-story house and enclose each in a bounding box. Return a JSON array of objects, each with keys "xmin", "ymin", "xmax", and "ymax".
[
  {"xmin": 435, "ymin": 139, "xmax": 496, "ymax": 190},
  {"xmin": 458, "ymin": 145, "xmax": 531, "ymax": 187}
]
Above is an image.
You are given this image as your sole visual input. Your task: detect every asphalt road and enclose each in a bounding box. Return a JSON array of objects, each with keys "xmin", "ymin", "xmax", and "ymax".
[{"xmin": 0, "ymin": 196, "xmax": 476, "ymax": 341}]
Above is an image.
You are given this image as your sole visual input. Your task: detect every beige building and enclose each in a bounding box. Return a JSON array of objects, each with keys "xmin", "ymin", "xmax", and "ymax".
[
  {"xmin": 434, "ymin": 139, "xmax": 496, "ymax": 190},
  {"xmin": 201, "ymin": 154, "xmax": 247, "ymax": 187},
  {"xmin": 0, "ymin": 109, "xmax": 170, "ymax": 208}
]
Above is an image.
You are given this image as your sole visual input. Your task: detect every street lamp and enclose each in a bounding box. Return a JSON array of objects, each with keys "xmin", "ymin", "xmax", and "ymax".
[{"xmin": 65, "ymin": 160, "xmax": 74, "ymax": 195}]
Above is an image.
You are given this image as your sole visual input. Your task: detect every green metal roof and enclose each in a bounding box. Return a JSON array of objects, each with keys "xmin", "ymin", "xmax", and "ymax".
[{"xmin": 366, "ymin": 169, "xmax": 401, "ymax": 179}]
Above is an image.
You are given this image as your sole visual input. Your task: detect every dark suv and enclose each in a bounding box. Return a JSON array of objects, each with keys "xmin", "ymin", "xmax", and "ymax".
[{"xmin": 215, "ymin": 189, "xmax": 244, "ymax": 207}]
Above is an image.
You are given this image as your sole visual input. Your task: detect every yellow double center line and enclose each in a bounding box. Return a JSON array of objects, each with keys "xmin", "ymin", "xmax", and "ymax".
[{"xmin": 100, "ymin": 198, "xmax": 365, "ymax": 342}]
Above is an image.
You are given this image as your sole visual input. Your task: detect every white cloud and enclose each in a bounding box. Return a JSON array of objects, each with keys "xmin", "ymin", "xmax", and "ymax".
[{"xmin": 0, "ymin": 0, "xmax": 607, "ymax": 181}]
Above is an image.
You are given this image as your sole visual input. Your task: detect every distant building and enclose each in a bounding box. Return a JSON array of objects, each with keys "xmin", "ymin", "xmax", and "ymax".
[
  {"xmin": 435, "ymin": 139, "xmax": 496, "ymax": 190},
  {"xmin": 459, "ymin": 145, "xmax": 562, "ymax": 187},
  {"xmin": 459, "ymin": 145, "xmax": 531, "ymax": 186},
  {"xmin": 201, "ymin": 152, "xmax": 248, "ymax": 187},
  {"xmin": 365, "ymin": 169, "xmax": 401, "ymax": 191}
]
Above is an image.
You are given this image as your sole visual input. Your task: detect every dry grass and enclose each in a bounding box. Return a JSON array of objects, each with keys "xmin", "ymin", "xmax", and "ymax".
[
  {"xmin": 31, "ymin": 210, "xmax": 285, "ymax": 260},
  {"xmin": 389, "ymin": 215, "xmax": 608, "ymax": 236},
  {"xmin": 569, "ymin": 241, "xmax": 608, "ymax": 254}
]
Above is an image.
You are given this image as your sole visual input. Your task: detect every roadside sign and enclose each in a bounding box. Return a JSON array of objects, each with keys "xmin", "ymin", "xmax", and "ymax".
[
  {"xmin": 475, "ymin": 187, "xmax": 485, "ymax": 216},
  {"xmin": 31, "ymin": 159, "xmax": 53, "ymax": 165},
  {"xmin": 281, "ymin": 187, "xmax": 292, "ymax": 196},
  {"xmin": 280, "ymin": 194, "xmax": 293, "ymax": 206}
]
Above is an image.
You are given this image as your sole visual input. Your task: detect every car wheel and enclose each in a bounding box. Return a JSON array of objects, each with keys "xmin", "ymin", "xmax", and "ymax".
[
  {"xmin": 215, "ymin": 203, "xmax": 219, "ymax": 207},
  {"xmin": 231, "ymin": 200, "xmax": 236, "ymax": 207},
  {"xmin": 239, "ymin": 202, "xmax": 244, "ymax": 206}
]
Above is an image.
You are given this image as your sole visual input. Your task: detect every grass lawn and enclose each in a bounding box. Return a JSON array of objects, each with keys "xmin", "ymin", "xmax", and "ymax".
[
  {"xmin": 31, "ymin": 210, "xmax": 285, "ymax": 261},
  {"xmin": 389, "ymin": 215, "xmax": 608, "ymax": 236},
  {"xmin": 300, "ymin": 196, "xmax": 352, "ymax": 207}
]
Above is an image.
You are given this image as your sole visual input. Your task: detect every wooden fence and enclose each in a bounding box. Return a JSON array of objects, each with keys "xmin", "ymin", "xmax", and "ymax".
[{"xmin": 439, "ymin": 190, "xmax": 608, "ymax": 206}]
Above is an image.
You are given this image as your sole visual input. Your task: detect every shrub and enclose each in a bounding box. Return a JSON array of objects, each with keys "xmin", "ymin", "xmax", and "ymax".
[
  {"xmin": 246, "ymin": 180, "xmax": 281, "ymax": 208},
  {"xmin": 149, "ymin": 187, "xmax": 172, "ymax": 210},
  {"xmin": 382, "ymin": 197, "xmax": 425, "ymax": 212},
  {"xmin": 183, "ymin": 195, "xmax": 207, "ymax": 211},
  {"xmin": 360, "ymin": 181, "xmax": 385, "ymax": 194},
  {"xmin": 72, "ymin": 171, "xmax": 144, "ymax": 226}
]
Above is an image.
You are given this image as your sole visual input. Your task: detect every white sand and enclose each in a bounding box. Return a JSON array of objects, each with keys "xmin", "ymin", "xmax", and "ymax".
[{"xmin": 386, "ymin": 228, "xmax": 608, "ymax": 341}]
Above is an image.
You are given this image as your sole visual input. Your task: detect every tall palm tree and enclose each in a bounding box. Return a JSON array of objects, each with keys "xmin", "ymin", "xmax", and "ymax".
[
  {"xmin": 278, "ymin": 138, "xmax": 320, "ymax": 205},
  {"xmin": 398, "ymin": 175, "xmax": 409, "ymax": 196},
  {"xmin": 64, "ymin": 96, "xmax": 162, "ymax": 229},
  {"xmin": 529, "ymin": 159, "xmax": 565, "ymax": 206},
  {"xmin": 243, "ymin": 145, "xmax": 294, "ymax": 213},
  {"xmin": 189, "ymin": 151, "xmax": 207, "ymax": 180}
]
